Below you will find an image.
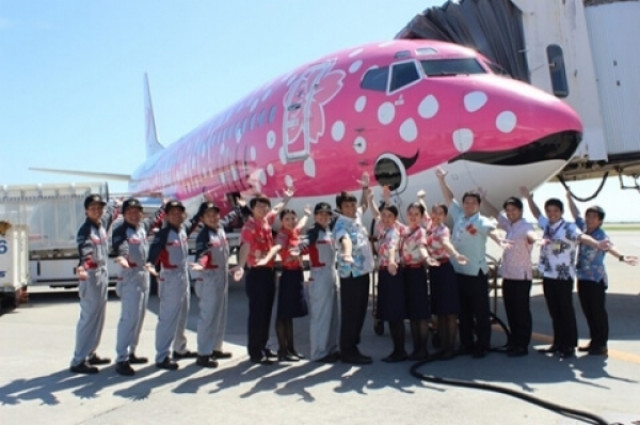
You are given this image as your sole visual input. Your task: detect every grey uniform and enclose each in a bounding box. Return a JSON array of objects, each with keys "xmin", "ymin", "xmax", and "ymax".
[
  {"xmin": 193, "ymin": 225, "xmax": 230, "ymax": 355},
  {"xmin": 70, "ymin": 203, "xmax": 117, "ymax": 367},
  {"xmin": 147, "ymin": 223, "xmax": 191, "ymax": 363},
  {"xmin": 305, "ymin": 224, "xmax": 339, "ymax": 361},
  {"xmin": 111, "ymin": 209, "xmax": 163, "ymax": 362}
]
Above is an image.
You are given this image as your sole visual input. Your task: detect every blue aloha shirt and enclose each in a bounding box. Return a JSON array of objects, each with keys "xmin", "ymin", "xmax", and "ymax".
[
  {"xmin": 333, "ymin": 209, "xmax": 374, "ymax": 278},
  {"xmin": 575, "ymin": 217, "xmax": 608, "ymax": 287},
  {"xmin": 537, "ymin": 216, "xmax": 581, "ymax": 280}
]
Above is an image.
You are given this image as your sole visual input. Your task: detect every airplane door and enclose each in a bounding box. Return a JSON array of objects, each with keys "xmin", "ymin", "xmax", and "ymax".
[{"xmin": 282, "ymin": 62, "xmax": 332, "ymax": 162}]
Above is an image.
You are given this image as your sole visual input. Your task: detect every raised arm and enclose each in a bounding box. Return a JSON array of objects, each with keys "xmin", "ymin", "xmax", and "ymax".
[
  {"xmin": 565, "ymin": 191, "xmax": 580, "ymax": 221},
  {"xmin": 520, "ymin": 186, "xmax": 542, "ymax": 220},
  {"xmin": 367, "ymin": 189, "xmax": 381, "ymax": 220},
  {"xmin": 435, "ymin": 167, "xmax": 454, "ymax": 206},
  {"xmin": 271, "ymin": 187, "xmax": 294, "ymax": 215},
  {"xmin": 295, "ymin": 205, "xmax": 312, "ymax": 231},
  {"xmin": 358, "ymin": 171, "xmax": 370, "ymax": 213}
]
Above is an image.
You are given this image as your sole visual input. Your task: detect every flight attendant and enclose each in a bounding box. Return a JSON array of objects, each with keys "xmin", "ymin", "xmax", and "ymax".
[
  {"xmin": 368, "ymin": 191, "xmax": 407, "ymax": 362},
  {"xmin": 70, "ymin": 194, "xmax": 119, "ymax": 374},
  {"xmin": 231, "ymin": 189, "xmax": 293, "ymax": 364}
]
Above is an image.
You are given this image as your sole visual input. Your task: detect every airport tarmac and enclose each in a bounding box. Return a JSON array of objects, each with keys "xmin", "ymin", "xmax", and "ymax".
[{"xmin": 1, "ymin": 230, "xmax": 639, "ymax": 425}]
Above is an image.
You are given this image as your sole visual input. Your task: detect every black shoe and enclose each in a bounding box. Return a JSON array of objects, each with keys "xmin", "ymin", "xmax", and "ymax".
[
  {"xmin": 173, "ymin": 350, "xmax": 197, "ymax": 360},
  {"xmin": 315, "ymin": 352, "xmax": 340, "ymax": 363},
  {"xmin": 472, "ymin": 348, "xmax": 488, "ymax": 359},
  {"xmin": 70, "ymin": 361, "xmax": 99, "ymax": 374},
  {"xmin": 587, "ymin": 346, "xmax": 608, "ymax": 356},
  {"xmin": 87, "ymin": 354, "xmax": 111, "ymax": 365},
  {"xmin": 536, "ymin": 345, "xmax": 558, "ymax": 354},
  {"xmin": 129, "ymin": 353, "xmax": 149, "ymax": 364},
  {"xmin": 341, "ymin": 354, "xmax": 373, "ymax": 365},
  {"xmin": 250, "ymin": 355, "xmax": 274, "ymax": 365},
  {"xmin": 382, "ymin": 352, "xmax": 408, "ymax": 363},
  {"xmin": 559, "ymin": 348, "xmax": 575, "ymax": 358},
  {"xmin": 578, "ymin": 345, "xmax": 591, "ymax": 352},
  {"xmin": 212, "ymin": 350, "xmax": 233, "ymax": 359},
  {"xmin": 289, "ymin": 350, "xmax": 305, "ymax": 359},
  {"xmin": 156, "ymin": 357, "xmax": 179, "ymax": 370},
  {"xmin": 115, "ymin": 361, "xmax": 135, "ymax": 376},
  {"xmin": 507, "ymin": 347, "xmax": 529, "ymax": 357},
  {"xmin": 438, "ymin": 350, "xmax": 456, "ymax": 361},
  {"xmin": 408, "ymin": 350, "xmax": 429, "ymax": 361},
  {"xmin": 263, "ymin": 348, "xmax": 277, "ymax": 359},
  {"xmin": 278, "ymin": 351, "xmax": 300, "ymax": 362},
  {"xmin": 196, "ymin": 355, "xmax": 219, "ymax": 368},
  {"xmin": 457, "ymin": 346, "xmax": 474, "ymax": 356}
]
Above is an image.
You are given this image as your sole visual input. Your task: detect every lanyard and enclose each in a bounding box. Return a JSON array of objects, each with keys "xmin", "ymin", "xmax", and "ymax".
[{"xmin": 544, "ymin": 219, "xmax": 565, "ymax": 240}]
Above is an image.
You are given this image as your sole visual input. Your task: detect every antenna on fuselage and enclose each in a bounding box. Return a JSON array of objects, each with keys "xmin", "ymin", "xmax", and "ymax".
[{"xmin": 144, "ymin": 73, "xmax": 164, "ymax": 158}]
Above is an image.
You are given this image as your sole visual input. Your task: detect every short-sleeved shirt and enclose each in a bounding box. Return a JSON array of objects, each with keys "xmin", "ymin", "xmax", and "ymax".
[
  {"xmin": 575, "ymin": 217, "xmax": 608, "ymax": 285},
  {"xmin": 449, "ymin": 200, "xmax": 496, "ymax": 275},
  {"xmin": 497, "ymin": 214, "xmax": 534, "ymax": 280},
  {"xmin": 240, "ymin": 211, "xmax": 276, "ymax": 268},
  {"xmin": 398, "ymin": 224, "xmax": 425, "ymax": 266},
  {"xmin": 373, "ymin": 220, "xmax": 403, "ymax": 268},
  {"xmin": 334, "ymin": 209, "xmax": 374, "ymax": 278},
  {"xmin": 426, "ymin": 222, "xmax": 450, "ymax": 261},
  {"xmin": 537, "ymin": 216, "xmax": 581, "ymax": 280},
  {"xmin": 276, "ymin": 227, "xmax": 304, "ymax": 270}
]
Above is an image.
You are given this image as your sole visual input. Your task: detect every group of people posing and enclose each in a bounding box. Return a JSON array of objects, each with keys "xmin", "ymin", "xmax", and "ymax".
[{"xmin": 68, "ymin": 168, "xmax": 636, "ymax": 376}]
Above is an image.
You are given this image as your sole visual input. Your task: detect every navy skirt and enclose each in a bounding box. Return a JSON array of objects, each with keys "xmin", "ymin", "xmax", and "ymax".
[
  {"xmin": 403, "ymin": 266, "xmax": 430, "ymax": 320},
  {"xmin": 429, "ymin": 261, "xmax": 460, "ymax": 315},
  {"xmin": 277, "ymin": 269, "xmax": 308, "ymax": 319},
  {"xmin": 376, "ymin": 268, "xmax": 407, "ymax": 321}
]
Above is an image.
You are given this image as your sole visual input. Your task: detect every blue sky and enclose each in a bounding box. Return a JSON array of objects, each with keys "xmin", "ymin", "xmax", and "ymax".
[{"xmin": 1, "ymin": 0, "xmax": 639, "ymax": 221}]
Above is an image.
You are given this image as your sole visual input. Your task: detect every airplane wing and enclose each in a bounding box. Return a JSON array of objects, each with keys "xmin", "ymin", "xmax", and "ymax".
[{"xmin": 29, "ymin": 167, "xmax": 131, "ymax": 181}]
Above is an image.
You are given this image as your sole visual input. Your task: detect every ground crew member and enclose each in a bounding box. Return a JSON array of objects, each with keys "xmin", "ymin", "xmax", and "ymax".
[
  {"xmin": 111, "ymin": 197, "xmax": 164, "ymax": 376},
  {"xmin": 147, "ymin": 199, "xmax": 198, "ymax": 370},
  {"xmin": 191, "ymin": 201, "xmax": 234, "ymax": 368},
  {"xmin": 69, "ymin": 194, "xmax": 119, "ymax": 374},
  {"xmin": 303, "ymin": 202, "xmax": 340, "ymax": 363}
]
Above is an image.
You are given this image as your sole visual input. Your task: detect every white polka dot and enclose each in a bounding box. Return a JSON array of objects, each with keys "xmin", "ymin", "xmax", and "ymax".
[
  {"xmin": 279, "ymin": 146, "xmax": 286, "ymax": 164},
  {"xmin": 496, "ymin": 111, "xmax": 517, "ymax": 133},
  {"xmin": 349, "ymin": 60, "xmax": 363, "ymax": 74},
  {"xmin": 331, "ymin": 121, "xmax": 345, "ymax": 141},
  {"xmin": 452, "ymin": 128, "xmax": 474, "ymax": 153},
  {"xmin": 353, "ymin": 136, "xmax": 367, "ymax": 154},
  {"xmin": 400, "ymin": 118, "xmax": 418, "ymax": 142},
  {"xmin": 267, "ymin": 130, "xmax": 276, "ymax": 149},
  {"xmin": 348, "ymin": 48, "xmax": 363, "ymax": 57},
  {"xmin": 250, "ymin": 146, "xmax": 257, "ymax": 161},
  {"xmin": 418, "ymin": 95, "xmax": 439, "ymax": 119},
  {"xmin": 267, "ymin": 163, "xmax": 274, "ymax": 176},
  {"xmin": 304, "ymin": 158, "xmax": 316, "ymax": 177},
  {"xmin": 284, "ymin": 175, "xmax": 294, "ymax": 187},
  {"xmin": 464, "ymin": 91, "xmax": 488, "ymax": 112},
  {"xmin": 355, "ymin": 96, "xmax": 367, "ymax": 113},
  {"xmin": 258, "ymin": 169, "xmax": 267, "ymax": 185},
  {"xmin": 378, "ymin": 102, "xmax": 395, "ymax": 125}
]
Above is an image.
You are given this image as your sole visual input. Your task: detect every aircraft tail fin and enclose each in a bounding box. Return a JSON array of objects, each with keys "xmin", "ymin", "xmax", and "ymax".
[{"xmin": 144, "ymin": 73, "xmax": 164, "ymax": 158}]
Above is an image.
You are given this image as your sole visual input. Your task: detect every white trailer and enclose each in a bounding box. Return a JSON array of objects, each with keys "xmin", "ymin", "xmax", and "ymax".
[
  {"xmin": 0, "ymin": 182, "xmax": 120, "ymax": 290},
  {"xmin": 0, "ymin": 223, "xmax": 29, "ymax": 312}
]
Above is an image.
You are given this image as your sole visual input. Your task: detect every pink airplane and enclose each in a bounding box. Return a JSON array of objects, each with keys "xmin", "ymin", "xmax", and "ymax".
[{"xmin": 43, "ymin": 39, "xmax": 584, "ymax": 216}]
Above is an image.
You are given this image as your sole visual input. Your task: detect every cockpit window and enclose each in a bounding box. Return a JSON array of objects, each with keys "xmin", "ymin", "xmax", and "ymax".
[
  {"xmin": 421, "ymin": 58, "xmax": 486, "ymax": 76},
  {"xmin": 361, "ymin": 67, "xmax": 389, "ymax": 92},
  {"xmin": 390, "ymin": 61, "xmax": 421, "ymax": 92}
]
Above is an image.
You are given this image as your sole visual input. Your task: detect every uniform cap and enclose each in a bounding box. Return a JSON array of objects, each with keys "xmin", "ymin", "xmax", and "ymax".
[
  {"xmin": 314, "ymin": 202, "xmax": 333, "ymax": 215},
  {"xmin": 198, "ymin": 201, "xmax": 220, "ymax": 216},
  {"xmin": 164, "ymin": 199, "xmax": 186, "ymax": 213},
  {"xmin": 121, "ymin": 197, "xmax": 143, "ymax": 214},
  {"xmin": 84, "ymin": 194, "xmax": 106, "ymax": 209}
]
